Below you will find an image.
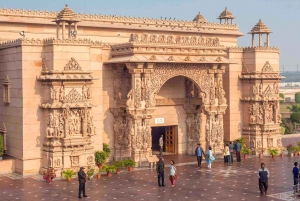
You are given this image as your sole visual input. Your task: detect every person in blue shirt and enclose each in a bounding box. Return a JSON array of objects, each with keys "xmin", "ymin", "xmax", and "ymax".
[
  {"xmin": 293, "ymin": 162, "xmax": 299, "ymax": 194},
  {"xmin": 195, "ymin": 143, "xmax": 205, "ymax": 168}
]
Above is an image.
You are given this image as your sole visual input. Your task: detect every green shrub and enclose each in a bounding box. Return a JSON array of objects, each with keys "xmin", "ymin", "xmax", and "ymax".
[
  {"xmin": 94, "ymin": 151, "xmax": 108, "ymax": 165},
  {"xmin": 287, "ymin": 144, "xmax": 296, "ymax": 153},
  {"xmin": 113, "ymin": 160, "xmax": 124, "ymax": 170},
  {"xmin": 281, "ymin": 119, "xmax": 295, "ymax": 134},
  {"xmin": 62, "ymin": 169, "xmax": 76, "ymax": 180},
  {"xmin": 103, "ymin": 165, "xmax": 116, "ymax": 173},
  {"xmin": 280, "ymin": 127, "xmax": 285, "ymax": 135},
  {"xmin": 268, "ymin": 148, "xmax": 278, "ymax": 156},
  {"xmin": 234, "ymin": 137, "xmax": 246, "ymax": 148},
  {"xmin": 291, "ymin": 112, "xmax": 300, "ymax": 123},
  {"xmin": 279, "ymin": 93, "xmax": 285, "ymax": 103},
  {"xmin": 296, "ymin": 92, "xmax": 300, "ymax": 103},
  {"xmin": 241, "ymin": 147, "xmax": 251, "ymax": 155},
  {"xmin": 103, "ymin": 143, "xmax": 111, "ymax": 155},
  {"xmin": 87, "ymin": 168, "xmax": 95, "ymax": 178},
  {"xmin": 0, "ymin": 135, "xmax": 4, "ymax": 157},
  {"xmin": 124, "ymin": 158, "xmax": 136, "ymax": 167}
]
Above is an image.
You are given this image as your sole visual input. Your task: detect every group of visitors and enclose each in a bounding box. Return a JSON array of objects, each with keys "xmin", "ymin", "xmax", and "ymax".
[
  {"xmin": 156, "ymin": 157, "xmax": 177, "ymax": 187},
  {"xmin": 194, "ymin": 140, "xmax": 242, "ymax": 169},
  {"xmin": 223, "ymin": 140, "xmax": 242, "ymax": 164}
]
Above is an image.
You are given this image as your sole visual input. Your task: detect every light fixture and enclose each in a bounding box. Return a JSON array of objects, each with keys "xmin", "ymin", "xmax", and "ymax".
[{"xmin": 19, "ymin": 31, "xmax": 25, "ymax": 38}]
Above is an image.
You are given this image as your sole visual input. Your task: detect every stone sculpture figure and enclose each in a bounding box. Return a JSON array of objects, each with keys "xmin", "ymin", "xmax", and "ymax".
[
  {"xmin": 87, "ymin": 87, "xmax": 92, "ymax": 99},
  {"xmin": 82, "ymin": 84, "xmax": 87, "ymax": 100},
  {"xmin": 59, "ymin": 85, "xmax": 65, "ymax": 102}
]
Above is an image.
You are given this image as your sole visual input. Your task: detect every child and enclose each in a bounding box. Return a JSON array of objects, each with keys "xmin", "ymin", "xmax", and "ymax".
[
  {"xmin": 293, "ymin": 162, "xmax": 299, "ymax": 194},
  {"xmin": 169, "ymin": 160, "xmax": 176, "ymax": 187}
]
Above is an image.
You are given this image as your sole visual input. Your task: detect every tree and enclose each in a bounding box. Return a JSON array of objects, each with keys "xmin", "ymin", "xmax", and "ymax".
[
  {"xmin": 296, "ymin": 92, "xmax": 300, "ymax": 103},
  {"xmin": 286, "ymin": 104, "xmax": 300, "ymax": 113},
  {"xmin": 281, "ymin": 119, "xmax": 295, "ymax": 134},
  {"xmin": 279, "ymin": 93, "xmax": 285, "ymax": 103},
  {"xmin": 291, "ymin": 112, "xmax": 300, "ymax": 124}
]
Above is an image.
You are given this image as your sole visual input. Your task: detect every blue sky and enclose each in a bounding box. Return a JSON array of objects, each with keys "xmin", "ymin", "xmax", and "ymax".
[{"xmin": 0, "ymin": 0, "xmax": 299, "ymax": 71}]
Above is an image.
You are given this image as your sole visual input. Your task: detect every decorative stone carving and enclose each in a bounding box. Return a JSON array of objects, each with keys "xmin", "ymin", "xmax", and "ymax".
[
  {"xmin": 267, "ymin": 138, "xmax": 273, "ymax": 148},
  {"xmin": 135, "ymin": 78, "xmax": 142, "ymax": 108},
  {"xmin": 64, "ymin": 88, "xmax": 84, "ymax": 103},
  {"xmin": 71, "ymin": 156, "xmax": 79, "ymax": 167},
  {"xmin": 149, "ymin": 55, "xmax": 157, "ymax": 61},
  {"xmin": 59, "ymin": 85, "xmax": 65, "ymax": 102},
  {"xmin": 257, "ymin": 139, "xmax": 262, "ymax": 148},
  {"xmin": 242, "ymin": 62, "xmax": 249, "ymax": 73},
  {"xmin": 129, "ymin": 34, "xmax": 221, "ymax": 46},
  {"xmin": 184, "ymin": 56, "xmax": 191, "ymax": 61},
  {"xmin": 252, "ymin": 85, "xmax": 259, "ymax": 96},
  {"xmin": 46, "ymin": 110, "xmax": 64, "ymax": 138},
  {"xmin": 186, "ymin": 114, "xmax": 201, "ymax": 140},
  {"xmin": 148, "ymin": 63, "xmax": 210, "ymax": 105},
  {"xmin": 64, "ymin": 57, "xmax": 82, "ymax": 71},
  {"xmin": 87, "ymin": 155, "xmax": 94, "ymax": 165},
  {"xmin": 277, "ymin": 138, "xmax": 282, "ymax": 147},
  {"xmin": 87, "ymin": 87, "xmax": 92, "ymax": 99},
  {"xmin": 126, "ymin": 89, "xmax": 134, "ymax": 108},
  {"xmin": 168, "ymin": 56, "xmax": 174, "ymax": 61},
  {"xmin": 261, "ymin": 61, "xmax": 273, "ymax": 73},
  {"xmin": 113, "ymin": 78, "xmax": 122, "ymax": 100},
  {"xmin": 249, "ymin": 102, "xmax": 263, "ymax": 124},
  {"xmin": 216, "ymin": 57, "xmax": 222, "ymax": 62},
  {"xmin": 2, "ymin": 75, "xmax": 11, "ymax": 104},
  {"xmin": 50, "ymin": 87, "xmax": 58, "ymax": 100},
  {"xmin": 53, "ymin": 158, "xmax": 61, "ymax": 168}
]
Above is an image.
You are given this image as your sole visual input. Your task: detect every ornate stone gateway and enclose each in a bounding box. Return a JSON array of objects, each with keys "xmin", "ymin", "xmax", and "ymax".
[{"xmin": 106, "ymin": 33, "xmax": 236, "ymax": 162}]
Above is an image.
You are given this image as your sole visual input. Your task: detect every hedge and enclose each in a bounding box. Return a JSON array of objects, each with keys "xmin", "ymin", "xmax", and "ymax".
[
  {"xmin": 279, "ymin": 93, "xmax": 285, "ymax": 103},
  {"xmin": 296, "ymin": 92, "xmax": 300, "ymax": 103},
  {"xmin": 291, "ymin": 112, "xmax": 300, "ymax": 124}
]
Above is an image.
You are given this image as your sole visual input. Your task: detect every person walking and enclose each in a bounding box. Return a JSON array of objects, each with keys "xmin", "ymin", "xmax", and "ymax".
[
  {"xmin": 224, "ymin": 144, "xmax": 230, "ymax": 165},
  {"xmin": 78, "ymin": 167, "xmax": 88, "ymax": 198},
  {"xmin": 169, "ymin": 160, "xmax": 177, "ymax": 187},
  {"xmin": 229, "ymin": 141, "xmax": 234, "ymax": 163},
  {"xmin": 257, "ymin": 163, "xmax": 270, "ymax": 196},
  {"xmin": 156, "ymin": 157, "xmax": 165, "ymax": 187},
  {"xmin": 236, "ymin": 140, "xmax": 242, "ymax": 162},
  {"xmin": 205, "ymin": 146, "xmax": 215, "ymax": 169},
  {"xmin": 293, "ymin": 162, "xmax": 299, "ymax": 194},
  {"xmin": 195, "ymin": 143, "xmax": 205, "ymax": 168}
]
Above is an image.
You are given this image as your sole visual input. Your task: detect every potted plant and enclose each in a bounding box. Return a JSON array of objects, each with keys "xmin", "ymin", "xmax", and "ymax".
[
  {"xmin": 256, "ymin": 147, "xmax": 265, "ymax": 158},
  {"xmin": 43, "ymin": 167, "xmax": 56, "ymax": 183},
  {"xmin": 103, "ymin": 165, "xmax": 116, "ymax": 177},
  {"xmin": 62, "ymin": 169, "xmax": 76, "ymax": 182},
  {"xmin": 87, "ymin": 167, "xmax": 95, "ymax": 180},
  {"xmin": 103, "ymin": 143, "xmax": 111, "ymax": 155},
  {"xmin": 268, "ymin": 148, "xmax": 278, "ymax": 158},
  {"xmin": 124, "ymin": 158, "xmax": 136, "ymax": 171},
  {"xmin": 287, "ymin": 144, "xmax": 295, "ymax": 157},
  {"xmin": 94, "ymin": 151, "xmax": 108, "ymax": 169},
  {"xmin": 0, "ymin": 135, "xmax": 4, "ymax": 160},
  {"xmin": 241, "ymin": 147, "xmax": 251, "ymax": 159},
  {"xmin": 97, "ymin": 167, "xmax": 102, "ymax": 179},
  {"xmin": 113, "ymin": 160, "xmax": 124, "ymax": 174},
  {"xmin": 279, "ymin": 147, "xmax": 285, "ymax": 157}
]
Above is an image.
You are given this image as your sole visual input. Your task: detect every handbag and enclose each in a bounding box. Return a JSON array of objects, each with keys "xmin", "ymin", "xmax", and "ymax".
[
  {"xmin": 210, "ymin": 155, "xmax": 215, "ymax": 161},
  {"xmin": 174, "ymin": 174, "xmax": 178, "ymax": 180}
]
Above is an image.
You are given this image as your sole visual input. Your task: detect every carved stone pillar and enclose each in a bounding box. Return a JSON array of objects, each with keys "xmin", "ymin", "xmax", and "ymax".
[
  {"xmin": 68, "ymin": 23, "xmax": 72, "ymax": 39},
  {"xmin": 251, "ymin": 34, "xmax": 254, "ymax": 47},
  {"xmin": 56, "ymin": 22, "xmax": 60, "ymax": 39},
  {"xmin": 62, "ymin": 21, "xmax": 66, "ymax": 39},
  {"xmin": 259, "ymin": 33, "xmax": 262, "ymax": 47},
  {"xmin": 74, "ymin": 22, "xmax": 78, "ymax": 39},
  {"xmin": 186, "ymin": 111, "xmax": 202, "ymax": 155},
  {"xmin": 266, "ymin": 33, "xmax": 270, "ymax": 47}
]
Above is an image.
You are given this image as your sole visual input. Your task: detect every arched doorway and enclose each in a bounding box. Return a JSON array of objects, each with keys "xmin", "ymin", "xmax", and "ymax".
[{"xmin": 150, "ymin": 76, "xmax": 202, "ymax": 155}]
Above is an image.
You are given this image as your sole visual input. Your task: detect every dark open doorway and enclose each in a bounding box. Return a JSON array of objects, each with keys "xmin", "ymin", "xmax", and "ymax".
[
  {"xmin": 152, "ymin": 127, "xmax": 165, "ymax": 152},
  {"xmin": 151, "ymin": 126, "xmax": 176, "ymax": 153}
]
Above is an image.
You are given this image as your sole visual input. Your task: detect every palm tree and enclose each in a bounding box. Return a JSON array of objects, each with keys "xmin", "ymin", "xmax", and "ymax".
[{"xmin": 286, "ymin": 104, "xmax": 300, "ymax": 113}]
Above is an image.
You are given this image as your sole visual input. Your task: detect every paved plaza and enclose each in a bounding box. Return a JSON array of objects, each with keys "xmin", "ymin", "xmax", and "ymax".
[{"xmin": 0, "ymin": 156, "xmax": 299, "ymax": 201}]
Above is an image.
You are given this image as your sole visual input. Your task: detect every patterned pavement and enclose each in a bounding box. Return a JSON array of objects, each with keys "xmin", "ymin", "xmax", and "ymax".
[{"xmin": 0, "ymin": 156, "xmax": 299, "ymax": 201}]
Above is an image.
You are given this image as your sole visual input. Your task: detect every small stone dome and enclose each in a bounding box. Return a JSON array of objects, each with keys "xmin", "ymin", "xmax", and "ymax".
[
  {"xmin": 193, "ymin": 12, "xmax": 207, "ymax": 22},
  {"xmin": 217, "ymin": 7, "xmax": 235, "ymax": 19},
  {"xmin": 56, "ymin": 4, "xmax": 78, "ymax": 21},
  {"xmin": 248, "ymin": 19, "xmax": 272, "ymax": 34}
]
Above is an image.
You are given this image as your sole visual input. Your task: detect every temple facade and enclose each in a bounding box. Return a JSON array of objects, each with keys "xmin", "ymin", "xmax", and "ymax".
[{"xmin": 0, "ymin": 5, "xmax": 282, "ymax": 175}]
